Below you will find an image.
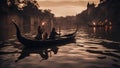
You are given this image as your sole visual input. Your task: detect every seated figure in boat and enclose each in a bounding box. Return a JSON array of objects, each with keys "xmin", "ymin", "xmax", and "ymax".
[
  {"xmin": 35, "ymin": 26, "xmax": 44, "ymax": 40},
  {"xmin": 42, "ymin": 32, "xmax": 48, "ymax": 40},
  {"xmin": 49, "ymin": 27, "xmax": 60, "ymax": 39}
]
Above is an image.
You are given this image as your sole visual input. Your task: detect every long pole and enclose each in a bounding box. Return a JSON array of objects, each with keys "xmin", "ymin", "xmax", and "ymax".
[
  {"xmin": 59, "ymin": 22, "xmax": 61, "ymax": 37},
  {"xmin": 50, "ymin": 18, "xmax": 53, "ymax": 31}
]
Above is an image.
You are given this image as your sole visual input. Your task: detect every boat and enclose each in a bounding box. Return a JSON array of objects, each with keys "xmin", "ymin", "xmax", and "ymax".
[{"xmin": 13, "ymin": 23, "xmax": 77, "ymax": 47}]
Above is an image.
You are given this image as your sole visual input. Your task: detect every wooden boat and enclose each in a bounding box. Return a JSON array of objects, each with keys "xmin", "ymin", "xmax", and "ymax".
[{"xmin": 13, "ymin": 23, "xmax": 77, "ymax": 47}]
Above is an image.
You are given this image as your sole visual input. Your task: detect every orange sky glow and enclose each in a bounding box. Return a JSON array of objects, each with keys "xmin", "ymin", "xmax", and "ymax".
[{"xmin": 37, "ymin": 0, "xmax": 99, "ymax": 17}]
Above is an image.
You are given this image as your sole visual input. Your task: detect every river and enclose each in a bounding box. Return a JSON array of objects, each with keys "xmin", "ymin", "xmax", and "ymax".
[{"xmin": 0, "ymin": 25, "xmax": 120, "ymax": 68}]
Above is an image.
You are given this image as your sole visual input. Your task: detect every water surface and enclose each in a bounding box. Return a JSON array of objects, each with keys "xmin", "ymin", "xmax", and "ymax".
[{"xmin": 0, "ymin": 26, "xmax": 120, "ymax": 68}]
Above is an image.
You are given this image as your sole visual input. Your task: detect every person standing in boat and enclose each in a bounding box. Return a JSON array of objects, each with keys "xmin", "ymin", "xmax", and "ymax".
[
  {"xmin": 49, "ymin": 27, "xmax": 60, "ymax": 39},
  {"xmin": 35, "ymin": 26, "xmax": 44, "ymax": 40}
]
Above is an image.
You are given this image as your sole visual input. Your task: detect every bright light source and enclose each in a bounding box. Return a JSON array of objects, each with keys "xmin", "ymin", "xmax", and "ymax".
[
  {"xmin": 42, "ymin": 22, "xmax": 46, "ymax": 26},
  {"xmin": 93, "ymin": 22, "xmax": 96, "ymax": 25}
]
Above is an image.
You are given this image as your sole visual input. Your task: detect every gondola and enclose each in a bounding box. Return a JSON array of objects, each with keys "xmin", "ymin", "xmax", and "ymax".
[{"xmin": 13, "ymin": 22, "xmax": 77, "ymax": 47}]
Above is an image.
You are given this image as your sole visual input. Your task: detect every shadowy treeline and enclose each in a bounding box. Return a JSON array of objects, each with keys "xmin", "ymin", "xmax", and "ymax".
[
  {"xmin": 76, "ymin": 0, "xmax": 120, "ymax": 26},
  {"xmin": 0, "ymin": 0, "xmax": 54, "ymax": 19},
  {"xmin": 0, "ymin": 0, "xmax": 55, "ymax": 41},
  {"xmin": 0, "ymin": 0, "xmax": 54, "ymax": 18}
]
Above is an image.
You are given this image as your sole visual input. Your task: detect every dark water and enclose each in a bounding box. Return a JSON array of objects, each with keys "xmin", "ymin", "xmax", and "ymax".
[
  {"xmin": 83, "ymin": 26, "xmax": 120, "ymax": 42},
  {"xmin": 0, "ymin": 24, "xmax": 120, "ymax": 68}
]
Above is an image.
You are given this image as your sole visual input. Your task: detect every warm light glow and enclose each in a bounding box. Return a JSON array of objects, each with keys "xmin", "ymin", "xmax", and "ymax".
[
  {"xmin": 93, "ymin": 27, "xmax": 96, "ymax": 33},
  {"xmin": 18, "ymin": 3, "xmax": 25, "ymax": 9},
  {"xmin": 109, "ymin": 26, "xmax": 112, "ymax": 31},
  {"xmin": 105, "ymin": 26, "xmax": 108, "ymax": 31},
  {"xmin": 37, "ymin": 0, "xmax": 99, "ymax": 17},
  {"xmin": 93, "ymin": 22, "xmax": 96, "ymax": 25},
  {"xmin": 105, "ymin": 19, "xmax": 108, "ymax": 23},
  {"xmin": 42, "ymin": 22, "xmax": 46, "ymax": 26},
  {"xmin": 109, "ymin": 22, "xmax": 112, "ymax": 25},
  {"xmin": 12, "ymin": 19, "xmax": 15, "ymax": 22}
]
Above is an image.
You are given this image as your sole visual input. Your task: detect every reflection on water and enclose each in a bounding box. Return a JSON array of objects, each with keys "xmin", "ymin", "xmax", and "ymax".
[
  {"xmin": 0, "ymin": 18, "xmax": 119, "ymax": 42},
  {"xmin": 0, "ymin": 26, "xmax": 120, "ymax": 68},
  {"xmin": 0, "ymin": 15, "xmax": 120, "ymax": 68},
  {"xmin": 0, "ymin": 15, "xmax": 119, "ymax": 42},
  {"xmin": 93, "ymin": 27, "xmax": 96, "ymax": 33},
  {"xmin": 87, "ymin": 26, "xmax": 120, "ymax": 41},
  {"xmin": 15, "ymin": 46, "xmax": 59, "ymax": 62}
]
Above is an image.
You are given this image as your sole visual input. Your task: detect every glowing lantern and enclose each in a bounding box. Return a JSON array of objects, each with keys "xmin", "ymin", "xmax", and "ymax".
[
  {"xmin": 42, "ymin": 22, "xmax": 46, "ymax": 26},
  {"xmin": 93, "ymin": 22, "xmax": 96, "ymax": 25}
]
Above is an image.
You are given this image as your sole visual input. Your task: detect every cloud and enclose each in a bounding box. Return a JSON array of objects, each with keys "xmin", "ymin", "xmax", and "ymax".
[
  {"xmin": 40, "ymin": 6, "xmax": 86, "ymax": 17},
  {"xmin": 36, "ymin": 0, "xmax": 99, "ymax": 17},
  {"xmin": 37, "ymin": 0, "xmax": 99, "ymax": 7}
]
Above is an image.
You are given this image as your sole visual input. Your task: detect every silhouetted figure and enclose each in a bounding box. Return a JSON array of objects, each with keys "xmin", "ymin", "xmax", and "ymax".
[
  {"xmin": 35, "ymin": 26, "xmax": 44, "ymax": 40},
  {"xmin": 43, "ymin": 32, "xmax": 48, "ymax": 40},
  {"xmin": 49, "ymin": 28, "xmax": 59, "ymax": 39}
]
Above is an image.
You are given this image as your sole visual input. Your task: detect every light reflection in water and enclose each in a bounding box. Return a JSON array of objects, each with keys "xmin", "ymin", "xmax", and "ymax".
[
  {"xmin": 109, "ymin": 26, "xmax": 112, "ymax": 31},
  {"xmin": 1, "ymin": 25, "xmax": 120, "ymax": 68},
  {"xmin": 93, "ymin": 27, "xmax": 96, "ymax": 33},
  {"xmin": 105, "ymin": 26, "xmax": 108, "ymax": 31},
  {"xmin": 91, "ymin": 26, "xmax": 113, "ymax": 34}
]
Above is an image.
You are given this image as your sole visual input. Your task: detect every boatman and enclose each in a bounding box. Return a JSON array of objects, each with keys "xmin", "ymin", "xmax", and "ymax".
[
  {"xmin": 35, "ymin": 26, "xmax": 44, "ymax": 40},
  {"xmin": 49, "ymin": 27, "xmax": 60, "ymax": 39}
]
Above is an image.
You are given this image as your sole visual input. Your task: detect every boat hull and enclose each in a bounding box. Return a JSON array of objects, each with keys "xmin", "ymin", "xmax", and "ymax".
[
  {"xmin": 13, "ymin": 23, "xmax": 77, "ymax": 47},
  {"xmin": 20, "ymin": 35, "xmax": 76, "ymax": 47}
]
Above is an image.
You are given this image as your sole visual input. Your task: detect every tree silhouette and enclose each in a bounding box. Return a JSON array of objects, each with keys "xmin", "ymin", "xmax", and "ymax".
[{"xmin": 0, "ymin": 0, "xmax": 9, "ymax": 15}]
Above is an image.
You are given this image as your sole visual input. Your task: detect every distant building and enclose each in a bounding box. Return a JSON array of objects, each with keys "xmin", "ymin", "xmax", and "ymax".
[{"xmin": 87, "ymin": 2, "xmax": 95, "ymax": 15}]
